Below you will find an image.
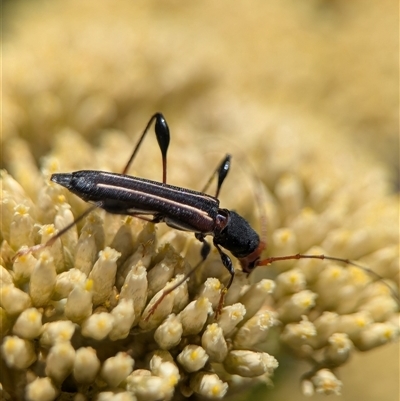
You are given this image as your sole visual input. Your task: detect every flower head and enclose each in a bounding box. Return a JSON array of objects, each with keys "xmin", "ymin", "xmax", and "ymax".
[{"xmin": 1, "ymin": 1, "xmax": 398, "ymax": 400}]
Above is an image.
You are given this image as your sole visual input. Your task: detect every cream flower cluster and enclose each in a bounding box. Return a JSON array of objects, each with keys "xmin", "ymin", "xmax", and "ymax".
[
  {"xmin": 2, "ymin": 2, "xmax": 399, "ymax": 400},
  {"xmin": 1, "ymin": 122, "xmax": 399, "ymax": 401},
  {"xmin": 1, "ymin": 159, "xmax": 282, "ymax": 400}
]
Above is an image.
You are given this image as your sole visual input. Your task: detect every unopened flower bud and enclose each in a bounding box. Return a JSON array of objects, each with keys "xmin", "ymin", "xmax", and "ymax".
[
  {"xmin": 12, "ymin": 307, "xmax": 42, "ymax": 339},
  {"xmin": 1, "ymin": 336, "xmax": 36, "ymax": 369},
  {"xmin": 127, "ymin": 372, "xmax": 173, "ymax": 401},
  {"xmin": 25, "ymin": 377, "xmax": 58, "ymax": 401},
  {"xmin": 357, "ymin": 322, "xmax": 399, "ymax": 351},
  {"xmin": 224, "ymin": 350, "xmax": 278, "ymax": 377},
  {"xmin": 177, "ymin": 345, "xmax": 209, "ymax": 372},
  {"xmin": 101, "ymin": 352, "xmax": 135, "ymax": 387},
  {"xmin": 150, "ymin": 351, "xmax": 180, "ymax": 386},
  {"xmin": 178, "ymin": 296, "xmax": 212, "ymax": 336},
  {"xmin": 311, "ymin": 369, "xmax": 342, "ymax": 395},
  {"xmin": 190, "ymin": 372, "xmax": 228, "ymax": 399},
  {"xmin": 217, "ymin": 303, "xmax": 246, "ymax": 336},
  {"xmin": 154, "ymin": 314, "xmax": 183, "ymax": 350},
  {"xmin": 29, "ymin": 252, "xmax": 57, "ymax": 307},
  {"xmin": 65, "ymin": 280, "xmax": 93, "ymax": 322},
  {"xmin": 201, "ymin": 323, "xmax": 228, "ymax": 362},
  {"xmin": 274, "ymin": 269, "xmax": 306, "ymax": 298},
  {"xmin": 120, "ymin": 262, "xmax": 148, "ymax": 322},
  {"xmin": 324, "ymin": 332, "xmax": 353, "ymax": 364},
  {"xmin": 233, "ymin": 310, "xmax": 275, "ymax": 348},
  {"xmin": 40, "ymin": 320, "xmax": 75, "ymax": 348},
  {"xmin": 109, "ymin": 299, "xmax": 135, "ymax": 340},
  {"xmin": 0, "ymin": 285, "xmax": 31, "ymax": 315},
  {"xmin": 45, "ymin": 341, "xmax": 75, "ymax": 383},
  {"xmin": 73, "ymin": 347, "xmax": 100, "ymax": 384},
  {"xmin": 278, "ymin": 289, "xmax": 318, "ymax": 322},
  {"xmin": 10, "ymin": 204, "xmax": 35, "ymax": 250},
  {"xmin": 238, "ymin": 279, "xmax": 275, "ymax": 319},
  {"xmin": 89, "ymin": 247, "xmax": 120, "ymax": 306},
  {"xmin": 81, "ymin": 312, "xmax": 114, "ymax": 340}
]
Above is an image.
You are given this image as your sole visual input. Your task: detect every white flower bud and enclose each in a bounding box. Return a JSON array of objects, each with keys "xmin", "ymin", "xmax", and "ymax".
[
  {"xmin": 324, "ymin": 332, "xmax": 353, "ymax": 364},
  {"xmin": 314, "ymin": 264, "xmax": 347, "ymax": 309},
  {"xmin": 281, "ymin": 316, "xmax": 316, "ymax": 348},
  {"xmin": 109, "ymin": 299, "xmax": 135, "ymax": 340},
  {"xmin": 110, "ymin": 217, "xmax": 136, "ymax": 256},
  {"xmin": 12, "ymin": 307, "xmax": 42, "ymax": 339},
  {"xmin": 359, "ymin": 295, "xmax": 399, "ymax": 322},
  {"xmin": 171, "ymin": 275, "xmax": 189, "ymax": 313},
  {"xmin": 217, "ymin": 303, "xmax": 246, "ymax": 336},
  {"xmin": 147, "ymin": 253, "xmax": 177, "ymax": 299},
  {"xmin": 139, "ymin": 288, "xmax": 175, "ymax": 331},
  {"xmin": 233, "ymin": 310, "xmax": 275, "ymax": 348},
  {"xmin": 224, "ymin": 350, "xmax": 278, "ymax": 377},
  {"xmin": 278, "ymin": 290, "xmax": 318, "ymax": 322},
  {"xmin": 337, "ymin": 311, "xmax": 372, "ymax": 340},
  {"xmin": 73, "ymin": 347, "xmax": 100, "ymax": 384},
  {"xmin": 1, "ymin": 336, "xmax": 36, "ymax": 369},
  {"xmin": 101, "ymin": 352, "xmax": 135, "ymax": 387},
  {"xmin": 274, "ymin": 268, "xmax": 306, "ymax": 298},
  {"xmin": 120, "ymin": 262, "xmax": 148, "ymax": 321},
  {"xmin": 54, "ymin": 268, "xmax": 87, "ymax": 300},
  {"xmin": 38, "ymin": 224, "xmax": 64, "ymax": 273},
  {"xmin": 201, "ymin": 323, "xmax": 228, "ymax": 362},
  {"xmin": 45, "ymin": 341, "xmax": 76, "ymax": 383},
  {"xmin": 177, "ymin": 345, "xmax": 209, "ymax": 372},
  {"xmin": 12, "ymin": 252, "xmax": 36, "ymax": 281},
  {"xmin": 238, "ymin": 279, "xmax": 275, "ymax": 319},
  {"xmin": 54, "ymin": 202, "xmax": 78, "ymax": 251},
  {"xmin": 74, "ymin": 229, "xmax": 98, "ymax": 276},
  {"xmin": 178, "ymin": 297, "xmax": 212, "ymax": 336},
  {"xmin": 89, "ymin": 247, "xmax": 120, "ymax": 306},
  {"xmin": 311, "ymin": 369, "xmax": 342, "ymax": 395},
  {"xmin": 190, "ymin": 372, "xmax": 228, "ymax": 399},
  {"xmin": 81, "ymin": 312, "xmax": 114, "ymax": 340},
  {"xmin": 357, "ymin": 322, "xmax": 399, "ymax": 351},
  {"xmin": 117, "ymin": 226, "xmax": 155, "ymax": 288},
  {"xmin": 65, "ymin": 280, "xmax": 93, "ymax": 323},
  {"xmin": 310, "ymin": 311, "xmax": 339, "ymax": 348},
  {"xmin": 199, "ymin": 278, "xmax": 223, "ymax": 309},
  {"xmin": 154, "ymin": 314, "xmax": 183, "ymax": 350},
  {"xmin": 29, "ymin": 251, "xmax": 57, "ymax": 307},
  {"xmin": 10, "ymin": 204, "xmax": 35, "ymax": 250},
  {"xmin": 80, "ymin": 211, "xmax": 106, "ymax": 252},
  {"xmin": 150, "ymin": 351, "xmax": 180, "ymax": 387},
  {"xmin": 224, "ymin": 271, "xmax": 249, "ymax": 305},
  {"xmin": 40, "ymin": 320, "xmax": 76, "ymax": 347},
  {"xmin": 127, "ymin": 372, "xmax": 172, "ymax": 401},
  {"xmin": 25, "ymin": 377, "xmax": 58, "ymax": 401},
  {"xmin": 0, "ymin": 284, "xmax": 31, "ymax": 315},
  {"xmin": 271, "ymin": 228, "xmax": 298, "ymax": 262}
]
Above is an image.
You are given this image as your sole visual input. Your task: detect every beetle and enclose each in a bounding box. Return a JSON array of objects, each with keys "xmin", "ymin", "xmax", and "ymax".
[{"xmin": 15, "ymin": 113, "xmax": 399, "ymax": 317}]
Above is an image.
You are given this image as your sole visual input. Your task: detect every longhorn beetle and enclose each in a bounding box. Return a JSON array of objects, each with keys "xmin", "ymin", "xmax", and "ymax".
[{"xmin": 15, "ymin": 113, "xmax": 399, "ymax": 318}]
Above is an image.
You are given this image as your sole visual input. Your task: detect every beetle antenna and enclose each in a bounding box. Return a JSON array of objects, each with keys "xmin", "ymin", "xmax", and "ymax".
[{"xmin": 257, "ymin": 253, "xmax": 399, "ymax": 305}]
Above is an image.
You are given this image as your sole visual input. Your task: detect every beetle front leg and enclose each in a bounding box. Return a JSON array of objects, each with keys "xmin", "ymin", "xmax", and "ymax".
[{"xmin": 213, "ymin": 242, "xmax": 235, "ymax": 317}]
